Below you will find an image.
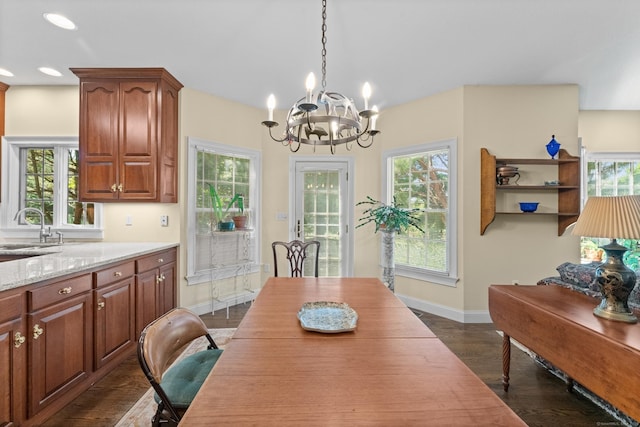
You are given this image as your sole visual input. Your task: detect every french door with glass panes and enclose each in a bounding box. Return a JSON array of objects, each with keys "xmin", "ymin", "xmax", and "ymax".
[{"xmin": 292, "ymin": 158, "xmax": 353, "ymax": 277}]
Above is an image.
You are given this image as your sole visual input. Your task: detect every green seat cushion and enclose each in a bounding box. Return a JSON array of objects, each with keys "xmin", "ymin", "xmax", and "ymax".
[{"xmin": 154, "ymin": 348, "xmax": 223, "ymax": 408}]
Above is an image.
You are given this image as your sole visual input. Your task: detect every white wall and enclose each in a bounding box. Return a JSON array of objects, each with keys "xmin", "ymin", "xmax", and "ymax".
[
  {"xmin": 461, "ymin": 85, "xmax": 581, "ymax": 321},
  {"xmin": 579, "ymin": 110, "xmax": 640, "ymax": 151},
  {"xmin": 177, "ymin": 88, "xmax": 264, "ymax": 308}
]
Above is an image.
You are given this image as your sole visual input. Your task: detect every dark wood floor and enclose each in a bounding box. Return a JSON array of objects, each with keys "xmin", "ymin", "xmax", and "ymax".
[{"xmin": 43, "ymin": 303, "xmax": 621, "ymax": 426}]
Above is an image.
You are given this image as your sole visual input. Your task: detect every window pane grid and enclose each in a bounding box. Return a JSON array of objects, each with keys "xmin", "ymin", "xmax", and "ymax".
[
  {"xmin": 6, "ymin": 137, "xmax": 100, "ymax": 236},
  {"xmin": 194, "ymin": 147, "xmax": 256, "ymax": 274},
  {"xmin": 581, "ymin": 159, "xmax": 640, "ymax": 270},
  {"xmin": 392, "ymin": 149, "xmax": 449, "ymax": 273},
  {"xmin": 21, "ymin": 148, "xmax": 54, "ymax": 225},
  {"xmin": 303, "ymin": 171, "xmax": 341, "ymax": 277}
]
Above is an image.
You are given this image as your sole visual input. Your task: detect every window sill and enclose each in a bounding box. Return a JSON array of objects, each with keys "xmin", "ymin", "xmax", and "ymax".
[
  {"xmin": 395, "ymin": 265, "xmax": 458, "ymax": 287},
  {"xmin": 0, "ymin": 228, "xmax": 104, "ymax": 241}
]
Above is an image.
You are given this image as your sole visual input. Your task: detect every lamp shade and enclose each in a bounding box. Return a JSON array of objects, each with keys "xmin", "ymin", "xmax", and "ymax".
[{"xmin": 572, "ymin": 195, "xmax": 640, "ymax": 239}]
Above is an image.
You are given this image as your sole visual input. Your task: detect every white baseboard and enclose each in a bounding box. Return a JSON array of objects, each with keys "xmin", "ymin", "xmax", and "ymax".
[{"xmin": 396, "ymin": 293, "xmax": 492, "ymax": 323}]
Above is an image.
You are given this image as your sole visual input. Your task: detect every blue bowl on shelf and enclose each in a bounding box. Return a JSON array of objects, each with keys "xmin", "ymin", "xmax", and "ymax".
[{"xmin": 519, "ymin": 202, "xmax": 539, "ymax": 212}]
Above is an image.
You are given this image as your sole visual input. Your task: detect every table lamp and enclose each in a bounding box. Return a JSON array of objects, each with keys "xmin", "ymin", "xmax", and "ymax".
[{"xmin": 571, "ymin": 195, "xmax": 640, "ymax": 323}]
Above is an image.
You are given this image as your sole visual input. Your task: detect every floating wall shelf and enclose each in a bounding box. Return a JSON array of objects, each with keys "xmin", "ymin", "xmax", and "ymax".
[{"xmin": 480, "ymin": 148, "xmax": 580, "ymax": 236}]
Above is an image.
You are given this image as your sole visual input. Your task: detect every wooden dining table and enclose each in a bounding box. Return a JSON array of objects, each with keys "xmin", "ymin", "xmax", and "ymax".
[{"xmin": 180, "ymin": 277, "xmax": 526, "ymax": 426}]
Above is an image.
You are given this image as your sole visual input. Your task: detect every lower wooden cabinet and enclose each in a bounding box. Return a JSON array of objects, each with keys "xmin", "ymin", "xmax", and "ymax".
[
  {"xmin": 135, "ymin": 248, "xmax": 177, "ymax": 338},
  {"xmin": 27, "ymin": 284, "xmax": 93, "ymax": 417},
  {"xmin": 94, "ymin": 261, "xmax": 135, "ymax": 370},
  {"xmin": 0, "ymin": 293, "xmax": 26, "ymax": 426},
  {"xmin": 0, "ymin": 246, "xmax": 177, "ymax": 426}
]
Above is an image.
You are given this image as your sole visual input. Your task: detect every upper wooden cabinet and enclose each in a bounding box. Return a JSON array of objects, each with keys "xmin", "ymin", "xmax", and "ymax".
[
  {"xmin": 71, "ymin": 68, "xmax": 183, "ymax": 202},
  {"xmin": 0, "ymin": 81, "xmax": 8, "ymax": 137},
  {"xmin": 0, "ymin": 82, "xmax": 9, "ymax": 204}
]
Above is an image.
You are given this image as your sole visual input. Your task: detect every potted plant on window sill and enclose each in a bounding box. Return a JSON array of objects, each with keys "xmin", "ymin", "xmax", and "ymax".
[
  {"xmin": 208, "ymin": 185, "xmax": 244, "ymax": 231},
  {"xmin": 356, "ymin": 196, "xmax": 424, "ymax": 292},
  {"xmin": 231, "ymin": 195, "xmax": 248, "ymax": 230}
]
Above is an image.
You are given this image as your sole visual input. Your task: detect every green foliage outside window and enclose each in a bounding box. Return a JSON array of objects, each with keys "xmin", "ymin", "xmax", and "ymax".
[
  {"xmin": 581, "ymin": 159, "xmax": 640, "ymax": 270},
  {"xmin": 196, "ymin": 151, "xmax": 250, "ymax": 232},
  {"xmin": 390, "ymin": 149, "xmax": 449, "ymax": 272},
  {"xmin": 21, "ymin": 148, "xmax": 94, "ymax": 226},
  {"xmin": 24, "ymin": 148, "xmax": 54, "ymax": 224}
]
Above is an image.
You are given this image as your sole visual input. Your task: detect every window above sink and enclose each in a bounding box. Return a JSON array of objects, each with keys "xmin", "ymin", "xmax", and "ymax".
[{"xmin": 1, "ymin": 136, "xmax": 104, "ymax": 240}]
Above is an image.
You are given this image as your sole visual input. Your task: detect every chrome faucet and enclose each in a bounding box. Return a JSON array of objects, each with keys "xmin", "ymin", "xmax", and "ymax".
[{"xmin": 13, "ymin": 208, "xmax": 53, "ymax": 243}]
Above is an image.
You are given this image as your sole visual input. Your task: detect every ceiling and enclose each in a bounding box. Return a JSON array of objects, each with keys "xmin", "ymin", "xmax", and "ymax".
[{"xmin": 3, "ymin": 0, "xmax": 640, "ymax": 112}]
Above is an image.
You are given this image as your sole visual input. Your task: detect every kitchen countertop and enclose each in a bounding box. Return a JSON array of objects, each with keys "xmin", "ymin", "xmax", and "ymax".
[{"xmin": 0, "ymin": 242, "xmax": 179, "ymax": 292}]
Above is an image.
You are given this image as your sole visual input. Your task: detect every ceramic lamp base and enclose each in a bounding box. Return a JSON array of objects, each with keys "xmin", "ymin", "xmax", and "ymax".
[{"xmin": 593, "ymin": 240, "xmax": 638, "ymax": 324}]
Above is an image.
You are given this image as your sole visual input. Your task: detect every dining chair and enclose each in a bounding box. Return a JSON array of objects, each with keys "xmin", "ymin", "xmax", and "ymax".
[
  {"xmin": 137, "ymin": 307, "xmax": 223, "ymax": 426},
  {"xmin": 272, "ymin": 240, "xmax": 320, "ymax": 277}
]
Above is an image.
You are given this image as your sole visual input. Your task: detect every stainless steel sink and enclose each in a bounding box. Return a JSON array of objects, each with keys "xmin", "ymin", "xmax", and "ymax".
[{"xmin": 0, "ymin": 242, "xmax": 61, "ymax": 251}]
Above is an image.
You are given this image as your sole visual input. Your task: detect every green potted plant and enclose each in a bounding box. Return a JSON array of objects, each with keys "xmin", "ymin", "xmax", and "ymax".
[
  {"xmin": 356, "ymin": 196, "xmax": 424, "ymax": 233},
  {"xmin": 207, "ymin": 185, "xmax": 244, "ymax": 231},
  {"xmin": 231, "ymin": 195, "xmax": 248, "ymax": 230},
  {"xmin": 356, "ymin": 196, "xmax": 424, "ymax": 292}
]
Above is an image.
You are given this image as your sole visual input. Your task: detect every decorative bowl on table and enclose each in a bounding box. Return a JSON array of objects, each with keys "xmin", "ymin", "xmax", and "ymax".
[
  {"xmin": 297, "ymin": 301, "xmax": 358, "ymax": 333},
  {"xmin": 519, "ymin": 202, "xmax": 539, "ymax": 212}
]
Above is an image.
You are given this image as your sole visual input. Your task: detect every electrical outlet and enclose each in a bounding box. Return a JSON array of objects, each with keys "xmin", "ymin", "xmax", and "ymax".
[
  {"xmin": 126, "ymin": 215, "xmax": 133, "ymax": 226},
  {"xmin": 263, "ymin": 264, "xmax": 270, "ymax": 273},
  {"xmin": 160, "ymin": 215, "xmax": 169, "ymax": 227}
]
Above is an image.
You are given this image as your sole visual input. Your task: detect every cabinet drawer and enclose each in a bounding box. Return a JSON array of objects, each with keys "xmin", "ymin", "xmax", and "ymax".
[
  {"xmin": 136, "ymin": 249, "xmax": 176, "ymax": 273},
  {"xmin": 0, "ymin": 293, "xmax": 23, "ymax": 324},
  {"xmin": 94, "ymin": 261, "xmax": 135, "ymax": 288},
  {"xmin": 28, "ymin": 274, "xmax": 92, "ymax": 311}
]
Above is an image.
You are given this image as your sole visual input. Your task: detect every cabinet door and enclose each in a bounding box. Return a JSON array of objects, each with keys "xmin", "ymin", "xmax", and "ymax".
[
  {"xmin": 118, "ymin": 81, "xmax": 158, "ymax": 201},
  {"xmin": 94, "ymin": 277, "xmax": 135, "ymax": 369},
  {"xmin": 79, "ymin": 80, "xmax": 120, "ymax": 201},
  {"xmin": 0, "ymin": 293, "xmax": 25, "ymax": 425},
  {"xmin": 157, "ymin": 261, "xmax": 176, "ymax": 317},
  {"xmin": 135, "ymin": 269, "xmax": 158, "ymax": 338},
  {"xmin": 158, "ymin": 82, "xmax": 179, "ymax": 202},
  {"xmin": 28, "ymin": 292, "xmax": 93, "ymax": 417}
]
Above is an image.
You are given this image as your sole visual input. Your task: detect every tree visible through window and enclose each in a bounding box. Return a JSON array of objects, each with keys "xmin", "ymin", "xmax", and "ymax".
[
  {"xmin": 186, "ymin": 138, "xmax": 261, "ymax": 285},
  {"xmin": 196, "ymin": 150, "xmax": 251, "ymax": 234},
  {"xmin": 384, "ymin": 139, "xmax": 457, "ymax": 286},
  {"xmin": 581, "ymin": 157, "xmax": 640, "ymax": 270},
  {"xmin": 2, "ymin": 137, "xmax": 101, "ymax": 240},
  {"xmin": 18, "ymin": 146, "xmax": 94, "ymax": 227}
]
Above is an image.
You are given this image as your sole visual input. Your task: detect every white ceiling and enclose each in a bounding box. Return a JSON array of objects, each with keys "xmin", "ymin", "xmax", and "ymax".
[{"xmin": 3, "ymin": 0, "xmax": 640, "ymax": 111}]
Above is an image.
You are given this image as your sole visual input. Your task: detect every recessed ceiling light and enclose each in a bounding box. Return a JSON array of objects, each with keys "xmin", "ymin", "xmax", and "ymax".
[
  {"xmin": 38, "ymin": 67, "xmax": 63, "ymax": 77},
  {"xmin": 0, "ymin": 68, "xmax": 14, "ymax": 77},
  {"xmin": 43, "ymin": 13, "xmax": 77, "ymax": 30}
]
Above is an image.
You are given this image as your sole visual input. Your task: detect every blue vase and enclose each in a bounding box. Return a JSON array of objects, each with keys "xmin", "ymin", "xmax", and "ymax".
[
  {"xmin": 218, "ymin": 221, "xmax": 235, "ymax": 231},
  {"xmin": 546, "ymin": 135, "xmax": 560, "ymax": 159}
]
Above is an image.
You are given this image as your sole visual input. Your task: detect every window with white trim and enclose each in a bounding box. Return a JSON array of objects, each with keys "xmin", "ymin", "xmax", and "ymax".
[
  {"xmin": 382, "ymin": 138, "xmax": 458, "ymax": 286},
  {"xmin": 580, "ymin": 151, "xmax": 640, "ymax": 270},
  {"xmin": 185, "ymin": 137, "xmax": 261, "ymax": 285},
  {"xmin": 1, "ymin": 136, "xmax": 103, "ymax": 239}
]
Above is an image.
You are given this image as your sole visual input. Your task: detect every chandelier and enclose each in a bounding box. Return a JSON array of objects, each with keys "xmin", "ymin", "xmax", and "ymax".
[{"xmin": 261, "ymin": 0, "xmax": 380, "ymax": 154}]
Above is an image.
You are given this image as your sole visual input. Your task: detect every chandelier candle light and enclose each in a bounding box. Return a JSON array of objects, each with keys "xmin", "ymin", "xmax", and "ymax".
[
  {"xmin": 571, "ymin": 195, "xmax": 640, "ymax": 323},
  {"xmin": 261, "ymin": 0, "xmax": 380, "ymax": 154}
]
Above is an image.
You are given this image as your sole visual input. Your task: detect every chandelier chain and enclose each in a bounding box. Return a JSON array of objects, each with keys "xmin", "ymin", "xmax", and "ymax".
[
  {"xmin": 321, "ymin": 0, "xmax": 327, "ymax": 90},
  {"xmin": 261, "ymin": 0, "xmax": 379, "ymax": 152}
]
